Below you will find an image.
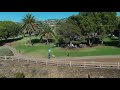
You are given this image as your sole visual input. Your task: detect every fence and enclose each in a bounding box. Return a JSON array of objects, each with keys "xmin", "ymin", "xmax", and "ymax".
[{"xmin": 0, "ymin": 56, "xmax": 120, "ymax": 69}]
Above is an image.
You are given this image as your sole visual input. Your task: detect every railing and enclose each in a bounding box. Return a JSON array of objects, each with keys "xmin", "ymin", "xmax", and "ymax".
[{"xmin": 0, "ymin": 56, "xmax": 120, "ymax": 69}]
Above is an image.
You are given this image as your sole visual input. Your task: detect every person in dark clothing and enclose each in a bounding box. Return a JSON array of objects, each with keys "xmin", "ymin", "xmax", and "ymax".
[{"xmin": 48, "ymin": 53, "xmax": 51, "ymax": 60}]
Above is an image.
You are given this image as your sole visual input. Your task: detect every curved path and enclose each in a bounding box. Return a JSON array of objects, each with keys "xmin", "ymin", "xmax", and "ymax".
[
  {"xmin": 3, "ymin": 45, "xmax": 40, "ymax": 61},
  {"xmin": 3, "ymin": 45, "xmax": 120, "ymax": 62}
]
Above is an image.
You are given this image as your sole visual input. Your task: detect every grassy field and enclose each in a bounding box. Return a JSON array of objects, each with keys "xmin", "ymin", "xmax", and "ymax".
[{"xmin": 11, "ymin": 36, "xmax": 120, "ymax": 58}]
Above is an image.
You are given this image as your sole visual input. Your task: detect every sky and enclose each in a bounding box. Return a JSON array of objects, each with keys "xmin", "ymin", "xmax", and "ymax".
[
  {"xmin": 0, "ymin": 12, "xmax": 79, "ymax": 22},
  {"xmin": 117, "ymin": 12, "xmax": 120, "ymax": 16},
  {"xmin": 0, "ymin": 12, "xmax": 119, "ymax": 22}
]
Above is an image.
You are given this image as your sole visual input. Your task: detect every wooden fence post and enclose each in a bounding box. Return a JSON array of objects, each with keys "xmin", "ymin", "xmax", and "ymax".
[
  {"xmin": 27, "ymin": 60, "xmax": 29, "ymax": 63},
  {"xmin": 36, "ymin": 60, "xmax": 37, "ymax": 64},
  {"xmin": 5, "ymin": 56, "xmax": 6, "ymax": 60},
  {"xmin": 92, "ymin": 61, "xmax": 94, "ymax": 66},
  {"xmin": 70, "ymin": 61, "xmax": 72, "ymax": 67},
  {"xmin": 57, "ymin": 60, "xmax": 58, "ymax": 66},
  {"xmin": 84, "ymin": 61, "xmax": 86, "ymax": 68},
  {"xmin": 18, "ymin": 58, "xmax": 19, "ymax": 63},
  {"xmin": 12, "ymin": 57, "xmax": 13, "ymax": 61},
  {"xmin": 88, "ymin": 74, "xmax": 90, "ymax": 78},
  {"xmin": 118, "ymin": 62, "xmax": 119, "ymax": 69},
  {"xmin": 100, "ymin": 63, "xmax": 101, "ymax": 68},
  {"xmin": 46, "ymin": 60, "xmax": 48, "ymax": 65}
]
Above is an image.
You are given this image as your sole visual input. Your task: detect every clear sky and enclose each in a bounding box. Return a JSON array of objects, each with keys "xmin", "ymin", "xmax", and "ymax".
[
  {"xmin": 117, "ymin": 12, "xmax": 120, "ymax": 16},
  {"xmin": 0, "ymin": 12, "xmax": 119, "ymax": 22},
  {"xmin": 0, "ymin": 12, "xmax": 79, "ymax": 22}
]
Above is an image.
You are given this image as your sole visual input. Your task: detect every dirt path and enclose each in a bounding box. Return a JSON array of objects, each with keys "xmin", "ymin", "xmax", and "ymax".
[
  {"xmin": 3, "ymin": 45, "xmax": 41, "ymax": 61},
  {"xmin": 3, "ymin": 45, "xmax": 120, "ymax": 62}
]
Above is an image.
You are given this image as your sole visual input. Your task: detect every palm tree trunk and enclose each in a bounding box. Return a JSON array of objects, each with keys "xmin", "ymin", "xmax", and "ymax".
[
  {"xmin": 87, "ymin": 36, "xmax": 91, "ymax": 46},
  {"xmin": 88, "ymin": 36, "xmax": 91, "ymax": 46},
  {"xmin": 70, "ymin": 41, "xmax": 72, "ymax": 47},
  {"xmin": 5, "ymin": 37, "xmax": 8, "ymax": 42},
  {"xmin": 118, "ymin": 30, "xmax": 120, "ymax": 46},
  {"xmin": 28, "ymin": 31, "xmax": 32, "ymax": 46},
  {"xmin": 88, "ymin": 39, "xmax": 91, "ymax": 46},
  {"xmin": 101, "ymin": 40, "xmax": 103, "ymax": 45},
  {"xmin": 29, "ymin": 34, "xmax": 32, "ymax": 46},
  {"xmin": 46, "ymin": 35, "xmax": 49, "ymax": 45},
  {"xmin": 39, "ymin": 34, "xmax": 43, "ymax": 43},
  {"xmin": 91, "ymin": 37, "xmax": 94, "ymax": 45},
  {"xmin": 39, "ymin": 34, "xmax": 41, "ymax": 40},
  {"xmin": 24, "ymin": 33, "xmax": 25, "ymax": 37},
  {"xmin": 46, "ymin": 38, "xmax": 49, "ymax": 45}
]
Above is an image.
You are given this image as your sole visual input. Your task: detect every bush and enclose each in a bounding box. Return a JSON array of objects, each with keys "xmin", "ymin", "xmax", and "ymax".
[
  {"xmin": 72, "ymin": 41, "xmax": 80, "ymax": 47},
  {"xmin": 0, "ymin": 74, "xmax": 6, "ymax": 78},
  {"xmin": 0, "ymin": 48, "xmax": 13, "ymax": 56},
  {"xmin": 14, "ymin": 72, "xmax": 25, "ymax": 78}
]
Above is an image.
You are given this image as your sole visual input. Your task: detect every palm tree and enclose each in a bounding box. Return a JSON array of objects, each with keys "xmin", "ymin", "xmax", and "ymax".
[
  {"xmin": 41, "ymin": 24, "xmax": 54, "ymax": 45},
  {"xmin": 35, "ymin": 22, "xmax": 54, "ymax": 45},
  {"xmin": 22, "ymin": 14, "xmax": 36, "ymax": 46},
  {"xmin": 42, "ymin": 30, "xmax": 54, "ymax": 45},
  {"xmin": 34, "ymin": 21, "xmax": 44, "ymax": 42}
]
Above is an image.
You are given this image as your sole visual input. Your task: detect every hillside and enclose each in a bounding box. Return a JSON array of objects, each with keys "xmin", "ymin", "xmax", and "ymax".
[
  {"xmin": 0, "ymin": 59, "xmax": 120, "ymax": 78},
  {"xmin": 41, "ymin": 18, "xmax": 67, "ymax": 26}
]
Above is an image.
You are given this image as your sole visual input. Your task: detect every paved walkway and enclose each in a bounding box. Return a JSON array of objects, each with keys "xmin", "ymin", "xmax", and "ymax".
[{"xmin": 3, "ymin": 45, "xmax": 120, "ymax": 62}]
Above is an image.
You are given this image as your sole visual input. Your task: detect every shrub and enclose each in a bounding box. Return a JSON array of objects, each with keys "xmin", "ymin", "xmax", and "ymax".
[
  {"xmin": 0, "ymin": 74, "xmax": 6, "ymax": 78},
  {"xmin": 31, "ymin": 68, "xmax": 37, "ymax": 75},
  {"xmin": 72, "ymin": 41, "xmax": 80, "ymax": 47},
  {"xmin": 0, "ymin": 48, "xmax": 13, "ymax": 56},
  {"xmin": 14, "ymin": 72, "xmax": 25, "ymax": 78}
]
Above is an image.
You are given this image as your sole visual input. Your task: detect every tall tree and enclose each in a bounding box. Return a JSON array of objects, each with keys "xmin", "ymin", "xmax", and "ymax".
[
  {"xmin": 35, "ymin": 21, "xmax": 54, "ymax": 44},
  {"xmin": 56, "ymin": 22, "xmax": 81, "ymax": 47},
  {"xmin": 22, "ymin": 14, "xmax": 36, "ymax": 46},
  {"xmin": 67, "ymin": 12, "xmax": 118, "ymax": 46},
  {"xmin": 115, "ymin": 16, "xmax": 120, "ymax": 46},
  {"xmin": 40, "ymin": 24, "xmax": 54, "ymax": 45},
  {"xmin": 0, "ymin": 21, "xmax": 20, "ymax": 41}
]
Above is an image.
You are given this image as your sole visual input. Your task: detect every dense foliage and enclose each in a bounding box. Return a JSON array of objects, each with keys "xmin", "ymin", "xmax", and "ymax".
[
  {"xmin": 0, "ymin": 21, "xmax": 20, "ymax": 41},
  {"xmin": 14, "ymin": 72, "xmax": 25, "ymax": 78},
  {"xmin": 1, "ymin": 12, "xmax": 120, "ymax": 48},
  {"xmin": 35, "ymin": 21, "xmax": 54, "ymax": 44},
  {"xmin": 55, "ymin": 12, "xmax": 118, "ymax": 47}
]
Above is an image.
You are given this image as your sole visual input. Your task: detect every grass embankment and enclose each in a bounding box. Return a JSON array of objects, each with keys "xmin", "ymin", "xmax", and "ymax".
[
  {"xmin": 0, "ymin": 47, "xmax": 13, "ymax": 56},
  {"xmin": 12, "ymin": 36, "xmax": 120, "ymax": 58}
]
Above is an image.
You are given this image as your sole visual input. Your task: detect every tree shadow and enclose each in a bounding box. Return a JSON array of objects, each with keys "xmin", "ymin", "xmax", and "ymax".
[
  {"xmin": 31, "ymin": 38, "xmax": 54, "ymax": 44},
  {"xmin": 104, "ymin": 37, "xmax": 119, "ymax": 46},
  {"xmin": 104, "ymin": 40, "xmax": 119, "ymax": 46},
  {"xmin": 31, "ymin": 39, "xmax": 40, "ymax": 44},
  {"xmin": 0, "ymin": 37, "xmax": 23, "ymax": 46}
]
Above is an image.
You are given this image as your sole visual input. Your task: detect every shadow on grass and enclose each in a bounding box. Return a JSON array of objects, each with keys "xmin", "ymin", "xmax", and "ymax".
[
  {"xmin": 104, "ymin": 37, "xmax": 119, "ymax": 47},
  {"xmin": 104, "ymin": 40, "xmax": 119, "ymax": 46},
  {"xmin": 31, "ymin": 38, "xmax": 54, "ymax": 44},
  {"xmin": 31, "ymin": 39, "xmax": 41, "ymax": 44},
  {"xmin": 0, "ymin": 37, "xmax": 23, "ymax": 46}
]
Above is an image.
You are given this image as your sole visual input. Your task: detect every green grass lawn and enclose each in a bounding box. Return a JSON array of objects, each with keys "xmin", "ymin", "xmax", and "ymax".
[{"xmin": 11, "ymin": 36, "xmax": 120, "ymax": 58}]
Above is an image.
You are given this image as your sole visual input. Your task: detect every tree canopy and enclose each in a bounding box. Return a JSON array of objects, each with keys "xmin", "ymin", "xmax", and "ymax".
[
  {"xmin": 55, "ymin": 12, "xmax": 118, "ymax": 47},
  {"xmin": 0, "ymin": 21, "xmax": 20, "ymax": 41}
]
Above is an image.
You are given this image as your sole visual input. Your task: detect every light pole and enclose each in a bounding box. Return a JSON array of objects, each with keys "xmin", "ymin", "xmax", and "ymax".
[{"xmin": 48, "ymin": 48, "xmax": 51, "ymax": 60}]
